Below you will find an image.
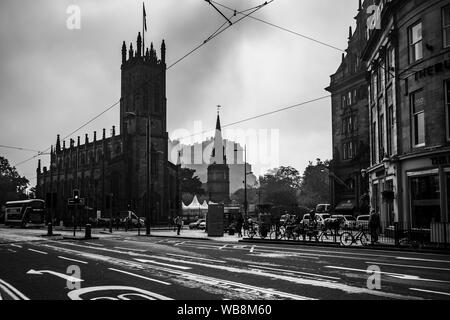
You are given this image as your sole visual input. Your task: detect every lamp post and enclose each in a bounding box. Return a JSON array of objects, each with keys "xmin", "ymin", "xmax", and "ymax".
[
  {"xmin": 235, "ymin": 145, "xmax": 252, "ymax": 219},
  {"xmin": 125, "ymin": 111, "xmax": 150, "ymax": 236}
]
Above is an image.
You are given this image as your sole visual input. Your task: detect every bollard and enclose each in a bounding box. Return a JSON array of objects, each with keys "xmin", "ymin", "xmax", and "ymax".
[
  {"xmin": 84, "ymin": 224, "xmax": 92, "ymax": 239},
  {"xmin": 47, "ymin": 222, "xmax": 53, "ymax": 236}
]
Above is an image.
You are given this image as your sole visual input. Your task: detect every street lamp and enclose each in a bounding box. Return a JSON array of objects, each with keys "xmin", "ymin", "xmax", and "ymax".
[
  {"xmin": 235, "ymin": 145, "xmax": 252, "ymax": 219},
  {"xmin": 125, "ymin": 111, "xmax": 150, "ymax": 236}
]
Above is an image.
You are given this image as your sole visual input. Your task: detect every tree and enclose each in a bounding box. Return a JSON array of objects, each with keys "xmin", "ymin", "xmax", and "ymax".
[
  {"xmin": 258, "ymin": 166, "xmax": 301, "ymax": 207},
  {"xmin": 0, "ymin": 156, "xmax": 29, "ymax": 206},
  {"xmin": 179, "ymin": 168, "xmax": 204, "ymax": 202},
  {"xmin": 297, "ymin": 159, "xmax": 330, "ymax": 208},
  {"xmin": 230, "ymin": 187, "xmax": 259, "ymax": 205}
]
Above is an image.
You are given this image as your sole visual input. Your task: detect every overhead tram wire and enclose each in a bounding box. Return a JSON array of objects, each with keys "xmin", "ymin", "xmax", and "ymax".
[
  {"xmin": 211, "ymin": 0, "xmax": 346, "ymax": 53},
  {"xmin": 13, "ymin": 1, "xmax": 273, "ymax": 168},
  {"xmin": 175, "ymin": 94, "xmax": 331, "ymax": 142},
  {"xmin": 0, "ymin": 145, "xmax": 40, "ymax": 153},
  {"xmin": 166, "ymin": 0, "xmax": 274, "ymax": 70},
  {"xmin": 13, "ymin": 99, "xmax": 120, "ymax": 167}
]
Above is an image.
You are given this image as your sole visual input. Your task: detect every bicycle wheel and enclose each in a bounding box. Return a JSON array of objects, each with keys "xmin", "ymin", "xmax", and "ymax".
[
  {"xmin": 340, "ymin": 232, "xmax": 354, "ymax": 246},
  {"xmin": 359, "ymin": 232, "xmax": 369, "ymax": 246}
]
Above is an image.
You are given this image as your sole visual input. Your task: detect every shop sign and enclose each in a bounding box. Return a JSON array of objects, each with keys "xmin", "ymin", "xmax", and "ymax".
[
  {"xmin": 431, "ymin": 154, "xmax": 450, "ymax": 166},
  {"xmin": 415, "ymin": 59, "xmax": 450, "ymax": 81}
]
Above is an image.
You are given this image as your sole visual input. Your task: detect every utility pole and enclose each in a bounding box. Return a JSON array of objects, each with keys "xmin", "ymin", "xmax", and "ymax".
[{"xmin": 244, "ymin": 145, "xmax": 248, "ymax": 219}]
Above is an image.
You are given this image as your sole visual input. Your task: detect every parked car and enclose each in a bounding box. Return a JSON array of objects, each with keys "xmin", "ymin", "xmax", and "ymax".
[
  {"xmin": 189, "ymin": 219, "xmax": 205, "ymax": 229},
  {"xmin": 315, "ymin": 204, "xmax": 331, "ymax": 213},
  {"xmin": 198, "ymin": 221, "xmax": 206, "ymax": 230},
  {"xmin": 331, "ymin": 214, "xmax": 357, "ymax": 229},
  {"xmin": 356, "ymin": 215, "xmax": 370, "ymax": 230},
  {"xmin": 301, "ymin": 213, "xmax": 331, "ymax": 228}
]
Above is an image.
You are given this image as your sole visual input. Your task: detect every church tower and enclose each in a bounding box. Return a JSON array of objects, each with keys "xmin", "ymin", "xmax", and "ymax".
[
  {"xmin": 207, "ymin": 109, "xmax": 230, "ymax": 204},
  {"xmin": 120, "ymin": 32, "xmax": 169, "ymax": 223}
]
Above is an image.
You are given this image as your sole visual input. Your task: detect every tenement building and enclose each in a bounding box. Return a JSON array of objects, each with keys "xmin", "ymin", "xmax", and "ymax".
[
  {"xmin": 36, "ymin": 31, "xmax": 181, "ymax": 226},
  {"xmin": 362, "ymin": 0, "xmax": 450, "ymax": 228},
  {"xmin": 326, "ymin": 0, "xmax": 370, "ymax": 215}
]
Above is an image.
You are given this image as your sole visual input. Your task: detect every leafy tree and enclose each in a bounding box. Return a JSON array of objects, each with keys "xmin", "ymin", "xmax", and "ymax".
[
  {"xmin": 230, "ymin": 187, "xmax": 259, "ymax": 205},
  {"xmin": 297, "ymin": 159, "xmax": 330, "ymax": 208},
  {"xmin": 258, "ymin": 166, "xmax": 301, "ymax": 207},
  {"xmin": 0, "ymin": 156, "xmax": 29, "ymax": 206},
  {"xmin": 179, "ymin": 168, "xmax": 204, "ymax": 206}
]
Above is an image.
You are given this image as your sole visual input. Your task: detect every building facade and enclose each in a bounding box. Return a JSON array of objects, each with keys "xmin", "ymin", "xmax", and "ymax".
[
  {"xmin": 362, "ymin": 0, "xmax": 450, "ymax": 227},
  {"xmin": 36, "ymin": 32, "xmax": 181, "ymax": 225},
  {"xmin": 326, "ymin": 0, "xmax": 371, "ymax": 215}
]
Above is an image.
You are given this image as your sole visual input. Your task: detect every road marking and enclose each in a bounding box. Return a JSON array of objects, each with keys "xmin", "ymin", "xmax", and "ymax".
[
  {"xmin": 396, "ymin": 257, "xmax": 450, "ymax": 264},
  {"xmin": 67, "ymin": 285, "xmax": 173, "ymax": 300},
  {"xmin": 409, "ymin": 288, "xmax": 450, "ymax": 296},
  {"xmin": 324, "ymin": 266, "xmax": 450, "ymax": 283},
  {"xmin": 58, "ymin": 256, "xmax": 89, "ymax": 265},
  {"xmin": 85, "ymin": 242, "xmax": 103, "ymax": 247},
  {"xmin": 366, "ymin": 261, "xmax": 450, "ymax": 272},
  {"xmin": 108, "ymin": 268, "xmax": 170, "ymax": 285},
  {"xmin": 165, "ymin": 253, "xmax": 226, "ymax": 264},
  {"xmin": 219, "ymin": 244, "xmax": 228, "ymax": 250},
  {"xmin": 174, "ymin": 241, "xmax": 185, "ymax": 246},
  {"xmin": 7, "ymin": 249, "xmax": 17, "ymax": 253},
  {"xmin": 10, "ymin": 244, "xmax": 22, "ymax": 248},
  {"xmin": 28, "ymin": 249, "xmax": 48, "ymax": 255},
  {"xmin": 114, "ymin": 247, "xmax": 147, "ymax": 252},
  {"xmin": 250, "ymin": 246, "xmax": 255, "ymax": 253},
  {"xmin": 134, "ymin": 258, "xmax": 192, "ymax": 270},
  {"xmin": 26, "ymin": 269, "xmax": 83, "ymax": 282},
  {"xmin": 248, "ymin": 265, "xmax": 341, "ymax": 280},
  {"xmin": 0, "ymin": 279, "xmax": 30, "ymax": 300}
]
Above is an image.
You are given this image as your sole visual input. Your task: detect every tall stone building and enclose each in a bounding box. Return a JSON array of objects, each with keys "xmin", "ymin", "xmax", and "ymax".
[
  {"xmin": 207, "ymin": 112, "xmax": 231, "ymax": 204},
  {"xmin": 325, "ymin": 0, "xmax": 371, "ymax": 214},
  {"xmin": 36, "ymin": 31, "xmax": 181, "ymax": 225}
]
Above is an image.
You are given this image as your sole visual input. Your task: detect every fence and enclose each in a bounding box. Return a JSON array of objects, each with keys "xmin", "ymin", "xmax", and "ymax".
[{"xmin": 243, "ymin": 220, "xmax": 450, "ymax": 249}]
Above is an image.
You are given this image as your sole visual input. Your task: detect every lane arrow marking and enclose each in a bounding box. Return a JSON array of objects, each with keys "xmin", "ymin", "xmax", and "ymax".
[{"xmin": 26, "ymin": 269, "xmax": 83, "ymax": 283}]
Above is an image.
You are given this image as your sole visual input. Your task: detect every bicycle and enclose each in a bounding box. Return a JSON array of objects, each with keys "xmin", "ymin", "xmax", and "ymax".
[{"xmin": 340, "ymin": 228, "xmax": 370, "ymax": 246}]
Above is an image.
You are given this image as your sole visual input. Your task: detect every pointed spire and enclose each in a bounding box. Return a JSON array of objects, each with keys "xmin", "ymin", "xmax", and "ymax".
[
  {"xmin": 63, "ymin": 140, "xmax": 66, "ymax": 150},
  {"xmin": 77, "ymin": 136, "xmax": 80, "ymax": 146},
  {"xmin": 358, "ymin": 0, "xmax": 362, "ymax": 12},
  {"xmin": 37, "ymin": 159, "xmax": 41, "ymax": 173},
  {"xmin": 85, "ymin": 133, "xmax": 89, "ymax": 145},
  {"xmin": 161, "ymin": 39, "xmax": 166, "ymax": 63},
  {"xmin": 102, "ymin": 128, "xmax": 106, "ymax": 139},
  {"xmin": 94, "ymin": 131, "xmax": 97, "ymax": 142},
  {"xmin": 211, "ymin": 106, "xmax": 225, "ymax": 165},
  {"xmin": 122, "ymin": 41, "xmax": 127, "ymax": 63},
  {"xmin": 137, "ymin": 32, "xmax": 142, "ymax": 57},
  {"xmin": 56, "ymin": 134, "xmax": 61, "ymax": 152},
  {"xmin": 348, "ymin": 26, "xmax": 353, "ymax": 40},
  {"xmin": 216, "ymin": 105, "xmax": 222, "ymax": 131},
  {"xmin": 129, "ymin": 43, "xmax": 134, "ymax": 59}
]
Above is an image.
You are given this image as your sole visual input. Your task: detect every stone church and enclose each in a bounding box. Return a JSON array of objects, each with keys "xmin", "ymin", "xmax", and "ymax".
[{"xmin": 36, "ymin": 32, "xmax": 181, "ymax": 226}]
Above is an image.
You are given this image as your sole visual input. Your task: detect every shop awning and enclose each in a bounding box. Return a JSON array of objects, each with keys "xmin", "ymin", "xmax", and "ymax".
[{"xmin": 335, "ymin": 200, "xmax": 356, "ymax": 211}]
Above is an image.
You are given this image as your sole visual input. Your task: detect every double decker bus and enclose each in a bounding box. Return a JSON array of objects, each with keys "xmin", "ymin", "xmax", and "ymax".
[{"xmin": 4, "ymin": 199, "xmax": 46, "ymax": 228}]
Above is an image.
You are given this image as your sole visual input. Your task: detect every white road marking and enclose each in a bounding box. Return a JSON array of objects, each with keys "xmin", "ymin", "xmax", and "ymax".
[
  {"xmin": 409, "ymin": 288, "xmax": 450, "ymax": 296},
  {"xmin": 114, "ymin": 247, "xmax": 147, "ymax": 252},
  {"xmin": 67, "ymin": 285, "xmax": 173, "ymax": 300},
  {"xmin": 28, "ymin": 249, "xmax": 48, "ymax": 255},
  {"xmin": 85, "ymin": 242, "xmax": 103, "ymax": 247},
  {"xmin": 396, "ymin": 257, "xmax": 450, "ymax": 264},
  {"xmin": 174, "ymin": 241, "xmax": 185, "ymax": 246},
  {"xmin": 134, "ymin": 259, "xmax": 192, "ymax": 270},
  {"xmin": 26, "ymin": 269, "xmax": 83, "ymax": 282},
  {"xmin": 325, "ymin": 266, "xmax": 450, "ymax": 283},
  {"xmin": 166, "ymin": 253, "xmax": 226, "ymax": 264},
  {"xmin": 108, "ymin": 268, "xmax": 171, "ymax": 285},
  {"xmin": 250, "ymin": 246, "xmax": 255, "ymax": 253},
  {"xmin": 219, "ymin": 244, "xmax": 228, "ymax": 250},
  {"xmin": 58, "ymin": 256, "xmax": 89, "ymax": 265},
  {"xmin": 7, "ymin": 249, "xmax": 17, "ymax": 253},
  {"xmin": 10, "ymin": 244, "xmax": 22, "ymax": 248},
  {"xmin": 248, "ymin": 265, "xmax": 341, "ymax": 280},
  {"xmin": 366, "ymin": 261, "xmax": 450, "ymax": 272},
  {"xmin": 0, "ymin": 279, "xmax": 30, "ymax": 300}
]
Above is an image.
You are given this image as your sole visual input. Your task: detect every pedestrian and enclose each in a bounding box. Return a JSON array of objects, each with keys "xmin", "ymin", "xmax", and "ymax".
[
  {"xmin": 176, "ymin": 216, "xmax": 183, "ymax": 235},
  {"xmin": 369, "ymin": 210, "xmax": 381, "ymax": 244},
  {"xmin": 173, "ymin": 216, "xmax": 177, "ymax": 232},
  {"xmin": 236, "ymin": 214, "xmax": 244, "ymax": 237}
]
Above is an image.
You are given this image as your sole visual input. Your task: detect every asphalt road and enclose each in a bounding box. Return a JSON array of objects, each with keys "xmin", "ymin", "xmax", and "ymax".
[{"xmin": 1, "ymin": 234, "xmax": 450, "ymax": 301}]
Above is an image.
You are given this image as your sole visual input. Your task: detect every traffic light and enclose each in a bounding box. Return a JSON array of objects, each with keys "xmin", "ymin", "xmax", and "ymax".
[{"xmin": 73, "ymin": 189, "xmax": 80, "ymax": 203}]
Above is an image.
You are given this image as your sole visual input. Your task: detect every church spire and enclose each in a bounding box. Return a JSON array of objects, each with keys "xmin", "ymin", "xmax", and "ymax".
[
  {"xmin": 216, "ymin": 105, "xmax": 222, "ymax": 131},
  {"xmin": 211, "ymin": 106, "xmax": 225, "ymax": 165}
]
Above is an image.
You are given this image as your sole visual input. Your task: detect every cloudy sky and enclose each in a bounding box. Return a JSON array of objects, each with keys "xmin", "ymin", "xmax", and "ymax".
[{"xmin": 0, "ymin": 0, "xmax": 359, "ymax": 186}]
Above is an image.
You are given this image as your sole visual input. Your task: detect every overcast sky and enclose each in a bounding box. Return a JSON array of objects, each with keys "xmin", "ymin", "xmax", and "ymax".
[{"xmin": 0, "ymin": 0, "xmax": 360, "ymax": 186}]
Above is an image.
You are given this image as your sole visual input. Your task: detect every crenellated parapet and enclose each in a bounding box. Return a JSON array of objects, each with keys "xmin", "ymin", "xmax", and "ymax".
[{"xmin": 121, "ymin": 32, "xmax": 166, "ymax": 68}]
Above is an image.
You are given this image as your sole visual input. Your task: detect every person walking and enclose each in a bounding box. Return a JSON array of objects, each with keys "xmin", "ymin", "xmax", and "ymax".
[
  {"xmin": 176, "ymin": 216, "xmax": 183, "ymax": 235},
  {"xmin": 236, "ymin": 214, "xmax": 244, "ymax": 238},
  {"xmin": 369, "ymin": 210, "xmax": 381, "ymax": 244}
]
